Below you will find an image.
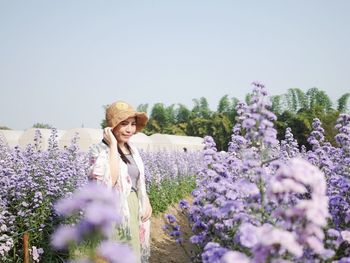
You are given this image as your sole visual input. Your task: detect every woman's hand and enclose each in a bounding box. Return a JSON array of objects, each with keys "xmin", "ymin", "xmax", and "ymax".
[
  {"xmin": 141, "ymin": 198, "xmax": 152, "ymax": 223},
  {"xmin": 103, "ymin": 127, "xmax": 118, "ymax": 147},
  {"xmin": 105, "ymin": 127, "xmax": 120, "ymax": 186}
]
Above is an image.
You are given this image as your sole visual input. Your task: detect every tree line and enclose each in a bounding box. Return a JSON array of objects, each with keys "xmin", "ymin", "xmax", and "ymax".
[{"xmin": 122, "ymin": 87, "xmax": 349, "ymax": 151}]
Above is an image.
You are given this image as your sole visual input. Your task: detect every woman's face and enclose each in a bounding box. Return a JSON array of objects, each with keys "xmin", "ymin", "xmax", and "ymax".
[{"xmin": 113, "ymin": 117, "xmax": 137, "ymax": 144}]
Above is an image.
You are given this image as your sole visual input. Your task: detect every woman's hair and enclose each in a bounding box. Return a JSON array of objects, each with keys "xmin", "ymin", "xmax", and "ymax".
[
  {"xmin": 118, "ymin": 143, "xmax": 132, "ymax": 164},
  {"xmin": 102, "ymin": 139, "xmax": 132, "ymax": 164}
]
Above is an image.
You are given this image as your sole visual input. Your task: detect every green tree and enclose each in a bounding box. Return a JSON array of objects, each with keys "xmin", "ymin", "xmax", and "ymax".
[
  {"xmin": 275, "ymin": 107, "xmax": 339, "ymax": 149},
  {"xmin": 191, "ymin": 97, "xmax": 212, "ymax": 119},
  {"xmin": 270, "ymin": 95, "xmax": 283, "ymax": 115},
  {"xmin": 146, "ymin": 103, "xmax": 174, "ymax": 134},
  {"xmin": 175, "ymin": 104, "xmax": 191, "ymax": 124},
  {"xmin": 137, "ymin": 103, "xmax": 149, "ymax": 114},
  {"xmin": 169, "ymin": 104, "xmax": 191, "ymax": 135},
  {"xmin": 186, "ymin": 117, "xmax": 211, "ymax": 138},
  {"xmin": 275, "ymin": 111, "xmax": 311, "ymax": 148},
  {"xmin": 217, "ymin": 95, "xmax": 230, "ymax": 114},
  {"xmin": 32, "ymin": 123, "xmax": 53, "ymax": 129},
  {"xmin": 284, "ymin": 88, "xmax": 307, "ymax": 113},
  {"xmin": 217, "ymin": 95, "xmax": 238, "ymax": 123},
  {"xmin": 208, "ymin": 113, "xmax": 233, "ymax": 151},
  {"xmin": 337, "ymin": 93, "xmax": 350, "ymax": 113},
  {"xmin": 100, "ymin": 105, "xmax": 108, "ymax": 129},
  {"xmin": 306, "ymin": 87, "xmax": 332, "ymax": 112}
]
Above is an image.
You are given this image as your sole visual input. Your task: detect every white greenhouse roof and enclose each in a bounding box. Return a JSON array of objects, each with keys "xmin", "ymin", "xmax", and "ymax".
[
  {"xmin": 129, "ymin": 132, "xmax": 153, "ymax": 151},
  {"xmin": 18, "ymin": 128, "xmax": 65, "ymax": 150},
  {"xmin": 0, "ymin": 129, "xmax": 204, "ymax": 152},
  {"xmin": 59, "ymin": 128, "xmax": 102, "ymax": 152},
  {"xmin": 149, "ymin": 133, "xmax": 204, "ymax": 151},
  {"xmin": 0, "ymin": 130, "xmax": 24, "ymax": 148}
]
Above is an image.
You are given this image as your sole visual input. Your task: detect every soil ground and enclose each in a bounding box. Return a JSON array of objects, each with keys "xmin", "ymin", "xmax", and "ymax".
[{"xmin": 149, "ymin": 198, "xmax": 194, "ymax": 263}]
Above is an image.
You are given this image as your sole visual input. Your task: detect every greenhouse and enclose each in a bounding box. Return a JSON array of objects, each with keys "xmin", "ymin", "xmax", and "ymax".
[
  {"xmin": 0, "ymin": 128, "xmax": 204, "ymax": 152},
  {"xmin": 18, "ymin": 128, "xmax": 65, "ymax": 150},
  {"xmin": 59, "ymin": 128, "xmax": 102, "ymax": 151},
  {"xmin": 0, "ymin": 130, "xmax": 24, "ymax": 148}
]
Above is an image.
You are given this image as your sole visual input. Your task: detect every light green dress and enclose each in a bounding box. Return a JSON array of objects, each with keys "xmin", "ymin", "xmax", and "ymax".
[{"xmin": 114, "ymin": 154, "xmax": 141, "ymax": 262}]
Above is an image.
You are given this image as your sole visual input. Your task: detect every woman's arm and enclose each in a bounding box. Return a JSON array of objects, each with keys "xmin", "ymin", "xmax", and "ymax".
[{"xmin": 103, "ymin": 127, "xmax": 120, "ymax": 186}]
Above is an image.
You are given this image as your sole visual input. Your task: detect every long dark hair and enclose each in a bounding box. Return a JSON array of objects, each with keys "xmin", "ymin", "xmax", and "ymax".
[
  {"xmin": 102, "ymin": 140, "xmax": 132, "ymax": 164},
  {"xmin": 118, "ymin": 143, "xmax": 132, "ymax": 164}
]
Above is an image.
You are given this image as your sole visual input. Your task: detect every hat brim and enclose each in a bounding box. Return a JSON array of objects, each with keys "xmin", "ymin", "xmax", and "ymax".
[
  {"xmin": 134, "ymin": 112, "xmax": 148, "ymax": 132},
  {"xmin": 111, "ymin": 112, "xmax": 148, "ymax": 132}
]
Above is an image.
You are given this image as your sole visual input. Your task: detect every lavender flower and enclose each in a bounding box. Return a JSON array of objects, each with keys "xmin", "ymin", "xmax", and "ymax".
[
  {"xmin": 177, "ymin": 83, "xmax": 350, "ymax": 262},
  {"xmin": 0, "ymin": 129, "xmax": 88, "ymax": 261},
  {"xmin": 97, "ymin": 241, "xmax": 136, "ymax": 263},
  {"xmin": 30, "ymin": 246, "xmax": 44, "ymax": 262},
  {"xmin": 52, "ymin": 182, "xmax": 122, "ymax": 251},
  {"xmin": 51, "ymin": 225, "xmax": 80, "ymax": 250},
  {"xmin": 221, "ymin": 251, "xmax": 250, "ymax": 263}
]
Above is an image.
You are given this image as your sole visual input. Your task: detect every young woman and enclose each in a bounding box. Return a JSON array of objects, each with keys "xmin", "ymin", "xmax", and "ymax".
[{"xmin": 88, "ymin": 101, "xmax": 152, "ymax": 263}]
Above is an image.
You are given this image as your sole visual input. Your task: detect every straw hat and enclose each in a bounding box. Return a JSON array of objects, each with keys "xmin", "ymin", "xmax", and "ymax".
[{"xmin": 105, "ymin": 101, "xmax": 148, "ymax": 132}]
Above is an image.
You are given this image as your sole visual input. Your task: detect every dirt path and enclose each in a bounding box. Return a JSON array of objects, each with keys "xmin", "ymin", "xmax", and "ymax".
[{"xmin": 149, "ymin": 198, "xmax": 194, "ymax": 263}]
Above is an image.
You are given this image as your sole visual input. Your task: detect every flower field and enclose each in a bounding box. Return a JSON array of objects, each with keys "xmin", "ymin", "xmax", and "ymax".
[
  {"xmin": 0, "ymin": 130, "xmax": 201, "ymax": 262},
  {"xmin": 1, "ymin": 82, "xmax": 350, "ymax": 262},
  {"xmin": 164, "ymin": 83, "xmax": 350, "ymax": 262}
]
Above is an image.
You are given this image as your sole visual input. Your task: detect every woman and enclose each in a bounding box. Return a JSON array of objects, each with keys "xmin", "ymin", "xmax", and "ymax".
[{"xmin": 88, "ymin": 101, "xmax": 152, "ymax": 263}]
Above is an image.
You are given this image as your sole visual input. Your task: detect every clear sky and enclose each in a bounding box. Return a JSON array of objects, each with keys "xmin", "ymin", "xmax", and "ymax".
[{"xmin": 1, "ymin": 0, "xmax": 349, "ymax": 130}]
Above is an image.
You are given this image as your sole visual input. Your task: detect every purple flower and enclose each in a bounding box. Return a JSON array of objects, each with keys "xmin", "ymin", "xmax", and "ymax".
[
  {"xmin": 190, "ymin": 234, "xmax": 205, "ymax": 244},
  {"xmin": 84, "ymin": 202, "xmax": 121, "ymax": 226},
  {"xmin": 221, "ymin": 251, "xmax": 250, "ymax": 263},
  {"xmin": 202, "ymin": 242, "xmax": 229, "ymax": 263},
  {"xmin": 51, "ymin": 182, "xmax": 123, "ymax": 251},
  {"xmin": 239, "ymin": 223, "xmax": 258, "ymax": 248},
  {"xmin": 97, "ymin": 240, "xmax": 136, "ymax": 263},
  {"xmin": 179, "ymin": 200, "xmax": 190, "ymax": 210},
  {"xmin": 51, "ymin": 225, "xmax": 80, "ymax": 250},
  {"xmin": 165, "ymin": 214, "xmax": 176, "ymax": 224},
  {"xmin": 341, "ymin": 230, "xmax": 350, "ymax": 243},
  {"xmin": 170, "ymin": 230, "xmax": 181, "ymax": 237}
]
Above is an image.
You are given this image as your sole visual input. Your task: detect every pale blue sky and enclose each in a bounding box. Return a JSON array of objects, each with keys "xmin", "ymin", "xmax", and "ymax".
[{"xmin": 1, "ymin": 0, "xmax": 349, "ymax": 130}]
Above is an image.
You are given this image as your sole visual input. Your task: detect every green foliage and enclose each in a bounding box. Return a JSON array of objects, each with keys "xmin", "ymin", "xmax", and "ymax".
[
  {"xmin": 271, "ymin": 87, "xmax": 342, "ymax": 149},
  {"xmin": 191, "ymin": 97, "xmax": 212, "ymax": 119},
  {"xmin": 32, "ymin": 123, "xmax": 53, "ymax": 129},
  {"xmin": 337, "ymin": 93, "xmax": 350, "ymax": 113},
  {"xmin": 217, "ymin": 95, "xmax": 230, "ymax": 114},
  {"xmin": 186, "ymin": 117, "xmax": 211, "ymax": 138},
  {"xmin": 148, "ymin": 176, "xmax": 196, "ymax": 215},
  {"xmin": 0, "ymin": 126, "xmax": 11, "ymax": 130},
  {"xmin": 276, "ymin": 87, "xmax": 333, "ymax": 114},
  {"xmin": 245, "ymin": 93, "xmax": 252, "ymax": 105},
  {"xmin": 100, "ymin": 105, "xmax": 108, "ymax": 129},
  {"xmin": 175, "ymin": 104, "xmax": 191, "ymax": 124},
  {"xmin": 306, "ymin": 87, "xmax": 333, "ymax": 112},
  {"xmin": 146, "ymin": 103, "xmax": 173, "ymax": 133},
  {"xmin": 136, "ymin": 103, "xmax": 149, "ymax": 114},
  {"xmin": 207, "ymin": 113, "xmax": 232, "ymax": 151},
  {"xmin": 270, "ymin": 95, "xmax": 283, "ymax": 115},
  {"xmin": 275, "ymin": 111, "xmax": 312, "ymax": 148},
  {"xmin": 285, "ymin": 88, "xmax": 307, "ymax": 112},
  {"xmin": 275, "ymin": 107, "xmax": 339, "ymax": 149},
  {"xmin": 217, "ymin": 95, "xmax": 238, "ymax": 122},
  {"xmin": 142, "ymin": 96, "xmax": 237, "ymax": 151}
]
